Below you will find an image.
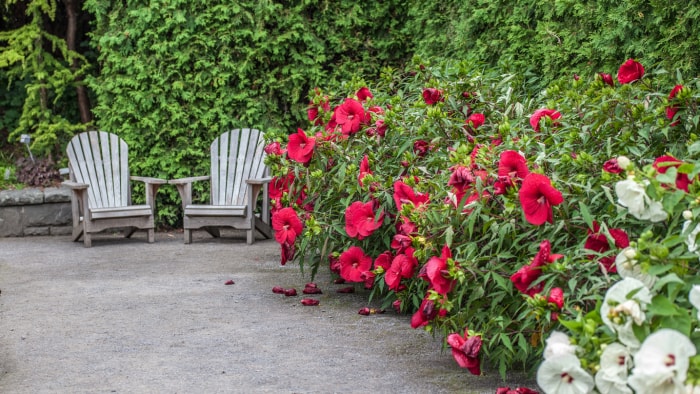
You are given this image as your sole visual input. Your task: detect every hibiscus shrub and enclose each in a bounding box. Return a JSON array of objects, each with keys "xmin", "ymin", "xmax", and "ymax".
[{"xmin": 265, "ymin": 57, "xmax": 700, "ymax": 378}]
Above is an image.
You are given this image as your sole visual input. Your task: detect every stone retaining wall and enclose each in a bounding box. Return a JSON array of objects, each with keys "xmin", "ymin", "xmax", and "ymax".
[{"xmin": 0, "ymin": 187, "xmax": 72, "ymax": 237}]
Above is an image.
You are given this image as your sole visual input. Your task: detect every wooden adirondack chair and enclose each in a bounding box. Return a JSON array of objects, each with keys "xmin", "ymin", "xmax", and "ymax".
[
  {"xmin": 63, "ymin": 131, "xmax": 166, "ymax": 247},
  {"xmin": 169, "ymin": 128, "xmax": 272, "ymax": 244}
]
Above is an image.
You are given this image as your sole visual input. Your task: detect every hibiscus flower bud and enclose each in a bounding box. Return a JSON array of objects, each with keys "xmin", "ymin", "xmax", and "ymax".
[
  {"xmin": 623, "ymin": 248, "xmax": 637, "ymax": 260},
  {"xmin": 616, "ymin": 155, "xmax": 631, "ymax": 170},
  {"xmin": 301, "ymin": 298, "xmax": 320, "ymax": 306},
  {"xmin": 272, "ymin": 286, "xmax": 285, "ymax": 294},
  {"xmin": 358, "ymin": 307, "xmax": 371, "ymax": 316},
  {"xmin": 684, "ymin": 210, "xmax": 693, "ymax": 220},
  {"xmin": 392, "ymin": 299, "xmax": 402, "ymax": 313}
]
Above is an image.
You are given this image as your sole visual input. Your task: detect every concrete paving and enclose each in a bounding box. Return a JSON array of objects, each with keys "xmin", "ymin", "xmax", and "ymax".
[{"xmin": 0, "ymin": 231, "xmax": 537, "ymax": 393}]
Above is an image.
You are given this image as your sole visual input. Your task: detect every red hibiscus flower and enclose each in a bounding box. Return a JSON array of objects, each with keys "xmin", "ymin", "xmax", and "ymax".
[
  {"xmin": 358, "ymin": 155, "xmax": 372, "ymax": 187},
  {"xmin": 374, "ymin": 251, "xmax": 393, "ymax": 271},
  {"xmin": 518, "ymin": 173, "xmax": 563, "ymax": 225},
  {"xmin": 547, "ymin": 287, "xmax": 564, "ymax": 309},
  {"xmin": 393, "ymin": 180, "xmax": 430, "ymax": 211},
  {"xmin": 447, "ymin": 328, "xmax": 482, "ymax": 375},
  {"xmin": 272, "ymin": 207, "xmax": 303, "ymax": 245},
  {"xmin": 424, "ymin": 245, "xmax": 457, "ymax": 296},
  {"xmin": 498, "ymin": 150, "xmax": 530, "ymax": 181},
  {"xmin": 335, "ymin": 98, "xmax": 367, "ymax": 136},
  {"xmin": 385, "ymin": 248, "xmax": 417, "ymax": 292},
  {"xmin": 413, "ymin": 140, "xmax": 431, "ymax": 157},
  {"xmin": 287, "ymin": 128, "xmax": 316, "ymax": 165},
  {"xmin": 391, "ymin": 234, "xmax": 412, "ymax": 254},
  {"xmin": 356, "ymin": 87, "xmax": 373, "ymax": 102},
  {"xmin": 617, "ymin": 59, "xmax": 645, "ymax": 84},
  {"xmin": 448, "ymin": 166, "xmax": 475, "ymax": 196},
  {"xmin": 263, "ymin": 141, "xmax": 286, "ymax": 156},
  {"xmin": 666, "ymin": 84, "xmax": 684, "ymax": 125},
  {"xmin": 510, "ymin": 240, "xmax": 563, "ymax": 296},
  {"xmin": 422, "ymin": 88, "xmax": 444, "ymax": 105},
  {"xmin": 529, "ymin": 109, "xmax": 561, "ymax": 132},
  {"xmin": 465, "ymin": 113, "xmax": 485, "ymax": 129},
  {"xmin": 269, "ymin": 173, "xmax": 294, "ymax": 202},
  {"xmin": 603, "ymin": 158, "xmax": 622, "ymax": 174},
  {"xmin": 410, "ymin": 295, "xmax": 447, "ymax": 329},
  {"xmin": 584, "ymin": 221, "xmax": 629, "ymax": 273},
  {"xmin": 654, "ymin": 155, "xmax": 691, "ymax": 192},
  {"xmin": 598, "ymin": 72, "xmax": 614, "ymax": 87},
  {"xmin": 497, "ymin": 387, "xmax": 539, "ymax": 394},
  {"xmin": 345, "ymin": 201, "xmax": 384, "ymax": 240},
  {"xmin": 339, "ymin": 246, "xmax": 373, "ymax": 283}
]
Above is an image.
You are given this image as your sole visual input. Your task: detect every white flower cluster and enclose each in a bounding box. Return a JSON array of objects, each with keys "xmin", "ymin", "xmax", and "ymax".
[{"xmin": 536, "ymin": 280, "xmax": 700, "ymax": 394}]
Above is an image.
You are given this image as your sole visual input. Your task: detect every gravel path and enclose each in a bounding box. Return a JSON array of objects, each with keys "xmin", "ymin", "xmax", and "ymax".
[{"xmin": 0, "ymin": 232, "xmax": 536, "ymax": 393}]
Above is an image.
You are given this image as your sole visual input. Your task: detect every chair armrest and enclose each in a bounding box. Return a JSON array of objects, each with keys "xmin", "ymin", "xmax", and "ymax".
[
  {"xmin": 131, "ymin": 176, "xmax": 167, "ymax": 207},
  {"xmin": 169, "ymin": 176, "xmax": 210, "ymax": 209},
  {"xmin": 245, "ymin": 177, "xmax": 272, "ymax": 185},
  {"xmin": 168, "ymin": 175, "xmax": 210, "ymax": 185},
  {"xmin": 131, "ymin": 176, "xmax": 167, "ymax": 185},
  {"xmin": 62, "ymin": 181, "xmax": 89, "ymax": 190}
]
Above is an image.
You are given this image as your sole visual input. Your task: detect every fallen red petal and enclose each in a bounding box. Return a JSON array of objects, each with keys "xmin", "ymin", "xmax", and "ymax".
[
  {"xmin": 303, "ymin": 287, "xmax": 323, "ymax": 294},
  {"xmin": 224, "ymin": 280, "xmax": 235, "ymax": 285},
  {"xmin": 305, "ymin": 282, "xmax": 318, "ymax": 289},
  {"xmin": 272, "ymin": 286, "xmax": 285, "ymax": 294},
  {"xmin": 284, "ymin": 288, "xmax": 298, "ymax": 297},
  {"xmin": 358, "ymin": 307, "xmax": 371, "ymax": 315},
  {"xmin": 301, "ymin": 298, "xmax": 320, "ymax": 306},
  {"xmin": 336, "ymin": 286, "xmax": 355, "ymax": 293}
]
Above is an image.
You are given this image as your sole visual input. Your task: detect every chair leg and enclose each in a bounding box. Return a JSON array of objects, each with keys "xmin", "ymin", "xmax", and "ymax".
[
  {"xmin": 124, "ymin": 227, "xmax": 137, "ymax": 238},
  {"xmin": 147, "ymin": 229, "xmax": 155, "ymax": 243},
  {"xmin": 184, "ymin": 229, "xmax": 192, "ymax": 244},
  {"xmin": 246, "ymin": 229, "xmax": 254, "ymax": 245},
  {"xmin": 83, "ymin": 233, "xmax": 92, "ymax": 248}
]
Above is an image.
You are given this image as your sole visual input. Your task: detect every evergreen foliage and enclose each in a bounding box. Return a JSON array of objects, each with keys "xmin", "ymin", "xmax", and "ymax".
[{"xmin": 84, "ymin": 0, "xmax": 408, "ymax": 225}]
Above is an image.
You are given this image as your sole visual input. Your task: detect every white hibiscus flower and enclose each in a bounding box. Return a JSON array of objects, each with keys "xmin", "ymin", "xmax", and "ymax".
[
  {"xmin": 600, "ymin": 278, "xmax": 652, "ymax": 350},
  {"xmin": 627, "ymin": 329, "xmax": 696, "ymax": 394},
  {"xmin": 615, "ymin": 179, "xmax": 668, "ymax": 222},
  {"xmin": 537, "ymin": 353, "xmax": 595, "ymax": 394}
]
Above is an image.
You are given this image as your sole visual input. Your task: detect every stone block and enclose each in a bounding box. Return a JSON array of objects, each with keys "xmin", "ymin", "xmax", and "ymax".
[
  {"xmin": 0, "ymin": 189, "xmax": 44, "ymax": 206},
  {"xmin": 0, "ymin": 206, "xmax": 26, "ymax": 236},
  {"xmin": 24, "ymin": 226, "xmax": 50, "ymax": 236},
  {"xmin": 44, "ymin": 187, "xmax": 72, "ymax": 203},
  {"xmin": 50, "ymin": 226, "xmax": 73, "ymax": 236},
  {"xmin": 26, "ymin": 203, "xmax": 72, "ymax": 226}
]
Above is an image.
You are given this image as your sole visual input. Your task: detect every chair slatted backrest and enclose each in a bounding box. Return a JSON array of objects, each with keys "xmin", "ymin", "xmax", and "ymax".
[
  {"xmin": 210, "ymin": 128, "xmax": 267, "ymax": 206},
  {"xmin": 66, "ymin": 131, "xmax": 130, "ymax": 209}
]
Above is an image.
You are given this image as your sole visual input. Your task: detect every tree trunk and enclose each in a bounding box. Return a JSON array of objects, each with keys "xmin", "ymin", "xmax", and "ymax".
[{"xmin": 63, "ymin": 0, "xmax": 92, "ymax": 124}]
